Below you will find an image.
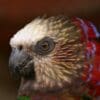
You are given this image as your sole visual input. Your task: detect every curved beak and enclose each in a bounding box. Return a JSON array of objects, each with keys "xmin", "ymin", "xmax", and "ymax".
[{"xmin": 9, "ymin": 48, "xmax": 35, "ymax": 79}]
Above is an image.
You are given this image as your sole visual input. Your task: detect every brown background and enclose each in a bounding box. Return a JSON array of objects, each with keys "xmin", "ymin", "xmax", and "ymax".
[{"xmin": 0, "ymin": 0, "xmax": 100, "ymax": 100}]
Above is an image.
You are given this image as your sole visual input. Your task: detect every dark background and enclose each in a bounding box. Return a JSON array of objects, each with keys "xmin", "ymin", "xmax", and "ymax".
[{"xmin": 0, "ymin": 0, "xmax": 100, "ymax": 100}]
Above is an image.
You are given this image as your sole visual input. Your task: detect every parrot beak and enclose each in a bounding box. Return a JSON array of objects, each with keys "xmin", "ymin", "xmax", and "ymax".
[{"xmin": 9, "ymin": 48, "xmax": 35, "ymax": 80}]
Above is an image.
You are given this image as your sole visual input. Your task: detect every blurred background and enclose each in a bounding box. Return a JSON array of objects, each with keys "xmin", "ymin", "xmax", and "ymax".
[{"xmin": 0, "ymin": 0, "xmax": 100, "ymax": 100}]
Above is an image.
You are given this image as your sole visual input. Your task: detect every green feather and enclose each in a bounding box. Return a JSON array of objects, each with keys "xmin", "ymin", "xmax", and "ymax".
[{"xmin": 17, "ymin": 96, "xmax": 30, "ymax": 100}]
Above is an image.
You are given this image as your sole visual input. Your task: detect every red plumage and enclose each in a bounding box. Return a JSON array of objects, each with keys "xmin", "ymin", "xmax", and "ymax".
[{"xmin": 72, "ymin": 17, "xmax": 100, "ymax": 97}]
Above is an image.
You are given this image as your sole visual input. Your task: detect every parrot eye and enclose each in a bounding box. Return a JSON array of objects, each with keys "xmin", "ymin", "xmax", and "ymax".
[{"xmin": 34, "ymin": 37, "xmax": 55, "ymax": 55}]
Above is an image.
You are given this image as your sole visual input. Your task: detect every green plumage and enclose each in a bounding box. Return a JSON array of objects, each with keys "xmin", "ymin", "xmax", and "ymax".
[{"xmin": 17, "ymin": 96, "xmax": 30, "ymax": 100}]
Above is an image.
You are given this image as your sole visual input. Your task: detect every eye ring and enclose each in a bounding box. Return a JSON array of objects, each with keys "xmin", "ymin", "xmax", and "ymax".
[{"xmin": 34, "ymin": 37, "xmax": 55, "ymax": 55}]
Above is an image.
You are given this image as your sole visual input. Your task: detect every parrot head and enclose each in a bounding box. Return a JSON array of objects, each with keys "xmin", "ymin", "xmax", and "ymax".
[{"xmin": 9, "ymin": 16, "xmax": 85, "ymax": 96}]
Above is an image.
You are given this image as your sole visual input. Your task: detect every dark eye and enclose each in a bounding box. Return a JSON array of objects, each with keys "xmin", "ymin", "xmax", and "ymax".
[{"xmin": 34, "ymin": 37, "xmax": 55, "ymax": 55}]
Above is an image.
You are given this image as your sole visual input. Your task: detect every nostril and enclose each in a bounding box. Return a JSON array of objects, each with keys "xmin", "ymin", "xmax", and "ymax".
[{"xmin": 18, "ymin": 45, "xmax": 23, "ymax": 51}]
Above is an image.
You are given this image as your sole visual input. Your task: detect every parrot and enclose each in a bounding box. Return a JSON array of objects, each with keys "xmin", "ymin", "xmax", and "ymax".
[{"xmin": 9, "ymin": 16, "xmax": 100, "ymax": 100}]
